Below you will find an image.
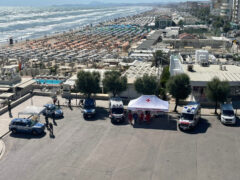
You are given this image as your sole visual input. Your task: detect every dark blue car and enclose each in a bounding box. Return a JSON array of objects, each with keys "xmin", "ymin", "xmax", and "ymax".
[
  {"xmin": 43, "ymin": 104, "xmax": 64, "ymax": 118},
  {"xmin": 9, "ymin": 118, "xmax": 45, "ymax": 135},
  {"xmin": 82, "ymin": 98, "xmax": 96, "ymax": 119}
]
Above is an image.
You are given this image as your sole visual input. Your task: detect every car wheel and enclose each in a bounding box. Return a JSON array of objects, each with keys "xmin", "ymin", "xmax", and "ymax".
[
  {"xmin": 11, "ymin": 129, "xmax": 17, "ymax": 134},
  {"xmin": 111, "ymin": 118, "xmax": 115, "ymax": 124},
  {"xmin": 32, "ymin": 130, "xmax": 38, "ymax": 135}
]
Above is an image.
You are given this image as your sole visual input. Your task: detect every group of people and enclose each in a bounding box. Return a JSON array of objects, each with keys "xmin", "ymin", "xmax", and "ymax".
[{"xmin": 128, "ymin": 110, "xmax": 151, "ymax": 125}]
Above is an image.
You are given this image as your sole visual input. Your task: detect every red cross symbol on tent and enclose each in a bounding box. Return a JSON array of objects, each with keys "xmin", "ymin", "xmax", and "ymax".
[{"xmin": 146, "ymin": 98, "xmax": 151, "ymax": 102}]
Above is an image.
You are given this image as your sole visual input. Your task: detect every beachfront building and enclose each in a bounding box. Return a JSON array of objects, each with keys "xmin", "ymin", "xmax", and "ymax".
[
  {"xmin": 137, "ymin": 30, "xmax": 162, "ymax": 50},
  {"xmin": 0, "ymin": 65, "xmax": 21, "ymax": 86},
  {"xmin": 0, "ymin": 65, "xmax": 35, "ymax": 103},
  {"xmin": 121, "ymin": 61, "xmax": 159, "ymax": 99},
  {"xmin": 155, "ymin": 15, "xmax": 173, "ymax": 29},
  {"xmin": 232, "ymin": 0, "xmax": 240, "ymax": 23},
  {"xmin": 195, "ymin": 50, "xmax": 209, "ymax": 66},
  {"xmin": 220, "ymin": 0, "xmax": 231, "ymax": 19},
  {"xmin": 163, "ymin": 27, "xmax": 180, "ymax": 39},
  {"xmin": 170, "ymin": 54, "xmax": 240, "ymax": 103}
]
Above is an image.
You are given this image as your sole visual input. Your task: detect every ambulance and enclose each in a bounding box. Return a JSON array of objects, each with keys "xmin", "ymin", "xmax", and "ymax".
[
  {"xmin": 178, "ymin": 102, "xmax": 201, "ymax": 130},
  {"xmin": 109, "ymin": 97, "xmax": 125, "ymax": 123}
]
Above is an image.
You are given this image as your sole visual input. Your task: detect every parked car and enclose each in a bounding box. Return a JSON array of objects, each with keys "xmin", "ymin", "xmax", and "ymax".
[
  {"xmin": 109, "ymin": 97, "xmax": 125, "ymax": 123},
  {"xmin": 9, "ymin": 118, "xmax": 45, "ymax": 135},
  {"xmin": 178, "ymin": 102, "xmax": 201, "ymax": 131},
  {"xmin": 43, "ymin": 104, "xmax": 63, "ymax": 118},
  {"xmin": 220, "ymin": 104, "xmax": 236, "ymax": 124},
  {"xmin": 82, "ymin": 98, "xmax": 96, "ymax": 119}
]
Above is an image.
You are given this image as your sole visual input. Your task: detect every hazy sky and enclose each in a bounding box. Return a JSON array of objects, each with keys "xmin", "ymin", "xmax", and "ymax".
[{"xmin": 0, "ymin": 0, "xmax": 177, "ymax": 6}]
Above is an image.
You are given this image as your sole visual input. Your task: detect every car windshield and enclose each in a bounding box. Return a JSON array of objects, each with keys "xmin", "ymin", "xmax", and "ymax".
[
  {"xmin": 112, "ymin": 108, "xmax": 124, "ymax": 114},
  {"xmin": 223, "ymin": 110, "xmax": 234, "ymax": 116},
  {"xmin": 181, "ymin": 113, "xmax": 194, "ymax": 121}
]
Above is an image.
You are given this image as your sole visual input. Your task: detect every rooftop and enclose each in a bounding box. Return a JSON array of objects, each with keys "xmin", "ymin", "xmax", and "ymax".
[
  {"xmin": 123, "ymin": 60, "xmax": 159, "ymax": 84},
  {"xmin": 182, "ymin": 64, "xmax": 240, "ymax": 86}
]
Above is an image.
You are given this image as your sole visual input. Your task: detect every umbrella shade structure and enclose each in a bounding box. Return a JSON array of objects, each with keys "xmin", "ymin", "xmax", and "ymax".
[
  {"xmin": 127, "ymin": 95, "xmax": 169, "ymax": 112},
  {"xmin": 18, "ymin": 106, "xmax": 46, "ymax": 117}
]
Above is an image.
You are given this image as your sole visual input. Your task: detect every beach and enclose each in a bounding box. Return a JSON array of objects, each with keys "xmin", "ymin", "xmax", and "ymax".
[{"xmin": 0, "ymin": 7, "xmax": 158, "ymax": 77}]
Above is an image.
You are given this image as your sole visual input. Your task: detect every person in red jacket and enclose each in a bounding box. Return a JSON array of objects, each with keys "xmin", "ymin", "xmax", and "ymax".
[
  {"xmin": 128, "ymin": 111, "xmax": 133, "ymax": 125},
  {"xmin": 145, "ymin": 111, "xmax": 151, "ymax": 123}
]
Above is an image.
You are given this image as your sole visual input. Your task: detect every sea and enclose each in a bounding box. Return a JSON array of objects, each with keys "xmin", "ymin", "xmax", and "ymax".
[{"xmin": 0, "ymin": 6, "xmax": 152, "ymax": 44}]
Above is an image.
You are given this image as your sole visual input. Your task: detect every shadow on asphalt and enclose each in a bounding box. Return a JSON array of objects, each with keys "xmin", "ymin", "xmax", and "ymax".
[
  {"xmin": 111, "ymin": 119, "xmax": 129, "ymax": 126},
  {"xmin": 133, "ymin": 114, "xmax": 177, "ymax": 131},
  {"xmin": 183, "ymin": 117, "xmax": 211, "ymax": 134},
  {"xmin": 10, "ymin": 132, "xmax": 46, "ymax": 139}
]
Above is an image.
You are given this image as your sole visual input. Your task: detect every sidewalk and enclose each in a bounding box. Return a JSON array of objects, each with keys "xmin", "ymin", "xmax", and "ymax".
[
  {"xmin": 0, "ymin": 140, "xmax": 5, "ymax": 160},
  {"xmin": 58, "ymin": 96, "xmax": 236, "ymax": 116}
]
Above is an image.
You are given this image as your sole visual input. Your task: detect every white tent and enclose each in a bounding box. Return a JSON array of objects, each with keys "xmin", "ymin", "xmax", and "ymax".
[
  {"xmin": 127, "ymin": 95, "xmax": 169, "ymax": 112},
  {"xmin": 18, "ymin": 106, "xmax": 46, "ymax": 116}
]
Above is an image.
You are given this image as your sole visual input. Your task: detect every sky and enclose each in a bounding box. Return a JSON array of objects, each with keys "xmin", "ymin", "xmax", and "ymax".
[{"xmin": 0, "ymin": 0, "xmax": 177, "ymax": 6}]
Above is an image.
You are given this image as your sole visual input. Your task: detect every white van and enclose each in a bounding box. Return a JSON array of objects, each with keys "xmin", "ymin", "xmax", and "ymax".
[
  {"xmin": 109, "ymin": 98, "xmax": 125, "ymax": 123},
  {"xmin": 178, "ymin": 102, "xmax": 201, "ymax": 130},
  {"xmin": 220, "ymin": 104, "xmax": 236, "ymax": 124}
]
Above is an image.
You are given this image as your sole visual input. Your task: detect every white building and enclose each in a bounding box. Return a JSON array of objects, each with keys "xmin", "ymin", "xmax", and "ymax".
[
  {"xmin": 121, "ymin": 61, "xmax": 159, "ymax": 98},
  {"xmin": 169, "ymin": 54, "xmax": 240, "ymax": 102},
  {"xmin": 232, "ymin": 0, "xmax": 240, "ymax": 23},
  {"xmin": 195, "ymin": 50, "xmax": 209, "ymax": 66},
  {"xmin": 0, "ymin": 65, "xmax": 21, "ymax": 86},
  {"xmin": 220, "ymin": 1, "xmax": 231, "ymax": 19}
]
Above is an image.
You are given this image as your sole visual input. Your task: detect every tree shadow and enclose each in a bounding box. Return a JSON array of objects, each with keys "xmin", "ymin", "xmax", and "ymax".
[
  {"xmin": 183, "ymin": 117, "xmax": 211, "ymax": 134},
  {"xmin": 133, "ymin": 114, "xmax": 177, "ymax": 131},
  {"xmin": 10, "ymin": 132, "xmax": 46, "ymax": 139}
]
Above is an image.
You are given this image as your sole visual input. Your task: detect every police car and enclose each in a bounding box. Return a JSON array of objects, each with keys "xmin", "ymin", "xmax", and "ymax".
[
  {"xmin": 9, "ymin": 118, "xmax": 45, "ymax": 135},
  {"xmin": 178, "ymin": 102, "xmax": 201, "ymax": 131},
  {"xmin": 82, "ymin": 98, "xmax": 96, "ymax": 119},
  {"xmin": 109, "ymin": 98, "xmax": 125, "ymax": 123},
  {"xmin": 43, "ymin": 104, "xmax": 64, "ymax": 118}
]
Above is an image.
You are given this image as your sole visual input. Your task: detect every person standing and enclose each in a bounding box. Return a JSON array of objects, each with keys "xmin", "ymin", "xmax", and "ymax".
[
  {"xmin": 49, "ymin": 122, "xmax": 53, "ymax": 136},
  {"xmin": 139, "ymin": 112, "xmax": 144, "ymax": 124},
  {"xmin": 57, "ymin": 100, "xmax": 60, "ymax": 109},
  {"xmin": 8, "ymin": 101, "xmax": 12, "ymax": 117},
  {"xmin": 133, "ymin": 113, "xmax": 138, "ymax": 125},
  {"xmin": 128, "ymin": 111, "xmax": 133, "ymax": 125},
  {"xmin": 146, "ymin": 111, "xmax": 151, "ymax": 124},
  {"xmin": 45, "ymin": 116, "xmax": 49, "ymax": 128},
  {"xmin": 53, "ymin": 98, "xmax": 57, "ymax": 105}
]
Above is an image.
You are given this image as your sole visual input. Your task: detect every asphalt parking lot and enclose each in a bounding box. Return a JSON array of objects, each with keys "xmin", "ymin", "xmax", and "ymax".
[{"xmin": 0, "ymin": 107, "xmax": 240, "ymax": 180}]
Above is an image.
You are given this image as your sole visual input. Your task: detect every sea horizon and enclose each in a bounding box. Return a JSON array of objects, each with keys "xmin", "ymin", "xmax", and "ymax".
[{"xmin": 0, "ymin": 5, "xmax": 152, "ymax": 45}]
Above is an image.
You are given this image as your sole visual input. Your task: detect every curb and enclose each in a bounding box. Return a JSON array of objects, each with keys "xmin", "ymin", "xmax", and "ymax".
[
  {"xmin": 0, "ymin": 131, "xmax": 10, "ymax": 139},
  {"xmin": 0, "ymin": 140, "xmax": 5, "ymax": 160}
]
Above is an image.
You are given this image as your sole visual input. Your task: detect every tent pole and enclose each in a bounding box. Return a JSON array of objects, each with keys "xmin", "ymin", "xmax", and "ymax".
[{"xmin": 168, "ymin": 112, "xmax": 169, "ymax": 124}]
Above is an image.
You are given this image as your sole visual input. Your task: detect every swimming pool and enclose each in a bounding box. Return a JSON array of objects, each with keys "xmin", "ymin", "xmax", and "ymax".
[{"xmin": 35, "ymin": 79, "xmax": 63, "ymax": 85}]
